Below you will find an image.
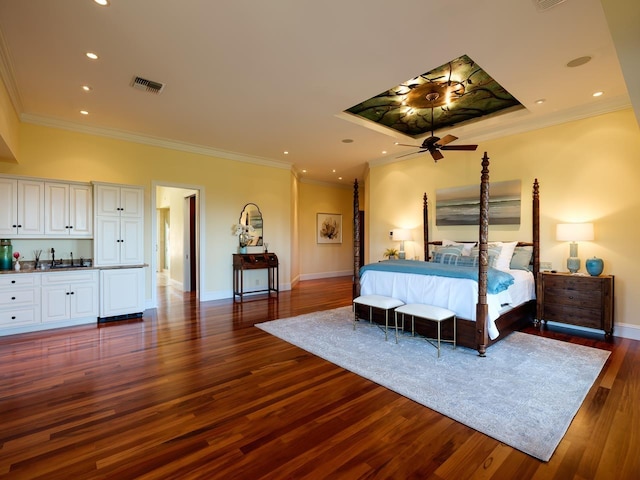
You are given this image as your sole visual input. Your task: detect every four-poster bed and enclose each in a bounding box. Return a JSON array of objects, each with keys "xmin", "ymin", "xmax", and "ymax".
[{"xmin": 353, "ymin": 152, "xmax": 540, "ymax": 356}]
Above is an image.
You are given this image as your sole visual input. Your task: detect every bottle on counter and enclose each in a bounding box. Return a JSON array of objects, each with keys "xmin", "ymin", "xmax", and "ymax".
[{"xmin": 0, "ymin": 239, "xmax": 12, "ymax": 271}]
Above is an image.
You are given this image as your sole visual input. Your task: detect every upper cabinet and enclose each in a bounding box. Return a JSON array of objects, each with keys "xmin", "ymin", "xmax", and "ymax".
[
  {"xmin": 0, "ymin": 178, "xmax": 45, "ymax": 237},
  {"xmin": 93, "ymin": 183, "xmax": 144, "ymax": 266},
  {"xmin": 95, "ymin": 184, "xmax": 144, "ymax": 217},
  {"xmin": 44, "ymin": 182, "xmax": 93, "ymax": 237}
]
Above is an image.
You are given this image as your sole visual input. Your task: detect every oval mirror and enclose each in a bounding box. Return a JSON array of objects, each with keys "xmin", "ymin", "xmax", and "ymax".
[{"xmin": 239, "ymin": 203, "xmax": 263, "ymax": 246}]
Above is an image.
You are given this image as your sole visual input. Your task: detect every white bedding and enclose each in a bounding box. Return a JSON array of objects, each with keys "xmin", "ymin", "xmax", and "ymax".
[{"xmin": 359, "ymin": 268, "xmax": 535, "ymax": 340}]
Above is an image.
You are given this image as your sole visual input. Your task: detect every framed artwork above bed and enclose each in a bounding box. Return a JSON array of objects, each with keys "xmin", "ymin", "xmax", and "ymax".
[
  {"xmin": 436, "ymin": 179, "xmax": 521, "ymax": 226},
  {"xmin": 317, "ymin": 213, "xmax": 342, "ymax": 244}
]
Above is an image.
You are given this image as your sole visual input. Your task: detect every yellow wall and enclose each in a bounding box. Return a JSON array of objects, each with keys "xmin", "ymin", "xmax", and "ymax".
[
  {"xmin": 367, "ymin": 108, "xmax": 640, "ymax": 334},
  {"xmin": 0, "ymin": 74, "xmax": 19, "ymax": 160},
  {"xmin": 0, "ymin": 122, "xmax": 293, "ymax": 301},
  {"xmin": 298, "ymin": 181, "xmax": 355, "ymax": 279}
]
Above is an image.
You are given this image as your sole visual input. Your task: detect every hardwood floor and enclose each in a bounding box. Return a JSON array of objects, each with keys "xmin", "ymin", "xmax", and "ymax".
[{"xmin": 0, "ymin": 276, "xmax": 638, "ymax": 479}]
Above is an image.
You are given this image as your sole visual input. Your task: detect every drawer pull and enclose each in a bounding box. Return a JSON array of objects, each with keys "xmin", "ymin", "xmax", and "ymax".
[
  {"xmin": 11, "ymin": 316, "xmax": 16, "ymax": 320},
  {"xmin": 11, "ymin": 296, "xmax": 15, "ymax": 300}
]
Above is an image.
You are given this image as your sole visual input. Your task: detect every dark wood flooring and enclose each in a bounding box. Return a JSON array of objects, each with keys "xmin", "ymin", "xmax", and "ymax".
[{"xmin": 0, "ymin": 276, "xmax": 638, "ymax": 479}]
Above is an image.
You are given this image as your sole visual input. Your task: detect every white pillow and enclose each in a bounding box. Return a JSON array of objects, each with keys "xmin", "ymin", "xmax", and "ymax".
[
  {"xmin": 442, "ymin": 239, "xmax": 476, "ymax": 256},
  {"xmin": 489, "ymin": 241, "xmax": 518, "ymax": 271}
]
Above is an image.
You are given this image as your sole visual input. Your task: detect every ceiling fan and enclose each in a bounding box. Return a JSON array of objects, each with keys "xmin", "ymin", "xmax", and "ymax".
[{"xmin": 395, "ymin": 92, "xmax": 478, "ymax": 162}]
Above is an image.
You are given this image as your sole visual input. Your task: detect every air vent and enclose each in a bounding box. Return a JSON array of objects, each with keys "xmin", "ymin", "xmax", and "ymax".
[
  {"xmin": 533, "ymin": 0, "xmax": 567, "ymax": 12},
  {"xmin": 131, "ymin": 76, "xmax": 165, "ymax": 94}
]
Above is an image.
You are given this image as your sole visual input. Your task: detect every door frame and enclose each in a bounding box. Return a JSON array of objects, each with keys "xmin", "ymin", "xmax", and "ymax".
[{"xmin": 150, "ymin": 181, "xmax": 205, "ymax": 307}]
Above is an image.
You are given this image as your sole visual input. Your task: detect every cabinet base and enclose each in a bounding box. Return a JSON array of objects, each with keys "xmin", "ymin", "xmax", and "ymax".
[{"xmin": 98, "ymin": 312, "xmax": 143, "ymax": 323}]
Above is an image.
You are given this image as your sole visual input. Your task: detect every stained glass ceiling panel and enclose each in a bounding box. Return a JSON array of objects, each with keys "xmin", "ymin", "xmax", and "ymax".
[{"xmin": 345, "ymin": 54, "xmax": 524, "ymax": 138}]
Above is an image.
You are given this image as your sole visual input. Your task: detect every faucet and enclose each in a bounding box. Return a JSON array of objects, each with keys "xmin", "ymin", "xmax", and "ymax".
[
  {"xmin": 51, "ymin": 247, "xmax": 55, "ymax": 267},
  {"xmin": 70, "ymin": 252, "xmax": 73, "ymax": 267}
]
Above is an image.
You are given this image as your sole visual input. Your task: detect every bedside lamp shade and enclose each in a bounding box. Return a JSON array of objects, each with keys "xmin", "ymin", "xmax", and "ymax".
[
  {"xmin": 556, "ymin": 223, "xmax": 594, "ymax": 273},
  {"xmin": 392, "ymin": 229, "xmax": 412, "ymax": 259}
]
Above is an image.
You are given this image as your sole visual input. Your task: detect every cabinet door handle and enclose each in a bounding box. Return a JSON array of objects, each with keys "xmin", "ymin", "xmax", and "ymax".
[
  {"xmin": 11, "ymin": 296, "xmax": 15, "ymax": 300},
  {"xmin": 11, "ymin": 316, "xmax": 16, "ymax": 320},
  {"xmin": 11, "ymin": 280, "xmax": 15, "ymax": 284}
]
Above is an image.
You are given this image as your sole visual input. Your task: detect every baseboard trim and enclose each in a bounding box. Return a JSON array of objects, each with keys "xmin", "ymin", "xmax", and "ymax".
[{"xmin": 299, "ymin": 270, "xmax": 352, "ymax": 281}]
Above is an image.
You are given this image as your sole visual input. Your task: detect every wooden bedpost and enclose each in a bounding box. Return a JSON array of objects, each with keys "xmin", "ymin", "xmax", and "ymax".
[
  {"xmin": 423, "ymin": 193, "xmax": 429, "ymax": 261},
  {"xmin": 532, "ymin": 179, "xmax": 540, "ymax": 278},
  {"xmin": 353, "ymin": 179, "xmax": 361, "ymax": 299},
  {"xmin": 476, "ymin": 152, "xmax": 490, "ymax": 356}
]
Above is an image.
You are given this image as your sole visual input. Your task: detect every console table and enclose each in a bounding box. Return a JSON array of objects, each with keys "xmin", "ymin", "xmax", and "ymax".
[{"xmin": 232, "ymin": 253, "xmax": 279, "ymax": 302}]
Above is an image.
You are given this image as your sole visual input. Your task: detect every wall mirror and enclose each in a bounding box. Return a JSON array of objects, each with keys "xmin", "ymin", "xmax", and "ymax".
[{"xmin": 239, "ymin": 203, "xmax": 263, "ymax": 246}]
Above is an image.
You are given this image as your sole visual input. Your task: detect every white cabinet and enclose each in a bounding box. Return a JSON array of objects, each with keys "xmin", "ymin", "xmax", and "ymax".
[
  {"xmin": 93, "ymin": 183, "xmax": 144, "ymax": 266},
  {"xmin": 99, "ymin": 268, "xmax": 145, "ymax": 320},
  {"xmin": 45, "ymin": 182, "xmax": 93, "ymax": 237},
  {"xmin": 0, "ymin": 178, "xmax": 45, "ymax": 237},
  {"xmin": 0, "ymin": 274, "xmax": 41, "ymax": 328},
  {"xmin": 41, "ymin": 270, "xmax": 99, "ymax": 323}
]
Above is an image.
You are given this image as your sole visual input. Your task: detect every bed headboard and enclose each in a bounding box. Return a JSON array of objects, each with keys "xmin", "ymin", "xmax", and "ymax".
[{"xmin": 422, "ymin": 178, "xmax": 540, "ymax": 276}]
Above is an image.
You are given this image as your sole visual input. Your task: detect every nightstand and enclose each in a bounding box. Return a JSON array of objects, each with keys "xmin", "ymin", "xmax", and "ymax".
[{"xmin": 536, "ymin": 272, "xmax": 614, "ymax": 337}]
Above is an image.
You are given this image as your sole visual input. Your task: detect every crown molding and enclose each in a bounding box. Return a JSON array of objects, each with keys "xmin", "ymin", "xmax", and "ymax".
[{"xmin": 21, "ymin": 113, "xmax": 293, "ymax": 171}]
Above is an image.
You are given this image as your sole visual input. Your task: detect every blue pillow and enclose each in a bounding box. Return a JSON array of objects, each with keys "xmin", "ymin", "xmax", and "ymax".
[
  {"xmin": 455, "ymin": 253, "xmax": 498, "ymax": 268},
  {"xmin": 510, "ymin": 246, "xmax": 533, "ymax": 271},
  {"xmin": 432, "ymin": 245, "xmax": 464, "ymax": 264}
]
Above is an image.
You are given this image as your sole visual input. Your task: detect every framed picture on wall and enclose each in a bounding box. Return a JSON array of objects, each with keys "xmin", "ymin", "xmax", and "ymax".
[{"xmin": 317, "ymin": 213, "xmax": 342, "ymax": 244}]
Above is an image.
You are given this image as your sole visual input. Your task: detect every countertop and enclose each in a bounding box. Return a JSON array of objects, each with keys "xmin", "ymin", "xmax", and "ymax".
[{"xmin": 0, "ymin": 263, "xmax": 147, "ymax": 274}]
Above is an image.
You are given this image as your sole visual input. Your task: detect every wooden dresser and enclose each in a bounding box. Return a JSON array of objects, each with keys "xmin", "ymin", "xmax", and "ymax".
[{"xmin": 536, "ymin": 272, "xmax": 614, "ymax": 337}]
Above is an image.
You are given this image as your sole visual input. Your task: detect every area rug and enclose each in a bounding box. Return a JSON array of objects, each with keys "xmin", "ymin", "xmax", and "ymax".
[{"xmin": 256, "ymin": 306, "xmax": 610, "ymax": 462}]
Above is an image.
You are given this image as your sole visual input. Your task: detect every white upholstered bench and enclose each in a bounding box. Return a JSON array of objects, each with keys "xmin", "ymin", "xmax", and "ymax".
[
  {"xmin": 353, "ymin": 295, "xmax": 404, "ymax": 342},
  {"xmin": 394, "ymin": 304, "xmax": 456, "ymax": 357}
]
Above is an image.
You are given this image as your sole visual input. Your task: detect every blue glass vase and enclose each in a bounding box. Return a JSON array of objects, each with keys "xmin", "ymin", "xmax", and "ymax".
[
  {"xmin": 0, "ymin": 239, "xmax": 12, "ymax": 271},
  {"xmin": 585, "ymin": 257, "xmax": 604, "ymax": 276}
]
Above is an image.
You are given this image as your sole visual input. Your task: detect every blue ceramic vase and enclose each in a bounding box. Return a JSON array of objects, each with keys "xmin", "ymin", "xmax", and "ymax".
[{"xmin": 585, "ymin": 257, "xmax": 604, "ymax": 276}]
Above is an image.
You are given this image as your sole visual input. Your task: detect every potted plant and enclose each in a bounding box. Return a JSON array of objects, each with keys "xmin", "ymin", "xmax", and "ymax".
[{"xmin": 383, "ymin": 248, "xmax": 398, "ymax": 260}]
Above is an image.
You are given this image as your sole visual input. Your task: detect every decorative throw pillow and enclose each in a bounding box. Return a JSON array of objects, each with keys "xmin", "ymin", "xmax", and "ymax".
[
  {"xmin": 456, "ymin": 253, "xmax": 498, "ymax": 268},
  {"xmin": 432, "ymin": 244, "xmax": 464, "ymax": 264},
  {"xmin": 488, "ymin": 241, "xmax": 517, "ymax": 271},
  {"xmin": 471, "ymin": 244, "xmax": 502, "ymax": 268},
  {"xmin": 510, "ymin": 246, "xmax": 533, "ymax": 271},
  {"xmin": 442, "ymin": 239, "xmax": 476, "ymax": 256}
]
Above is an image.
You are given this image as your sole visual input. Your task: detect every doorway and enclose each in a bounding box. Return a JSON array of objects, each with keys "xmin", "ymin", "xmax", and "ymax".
[{"xmin": 153, "ymin": 185, "xmax": 201, "ymax": 303}]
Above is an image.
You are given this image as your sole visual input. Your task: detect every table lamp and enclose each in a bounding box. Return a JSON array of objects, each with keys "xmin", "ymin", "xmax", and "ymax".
[
  {"xmin": 392, "ymin": 229, "xmax": 412, "ymax": 260},
  {"xmin": 556, "ymin": 223, "xmax": 594, "ymax": 274}
]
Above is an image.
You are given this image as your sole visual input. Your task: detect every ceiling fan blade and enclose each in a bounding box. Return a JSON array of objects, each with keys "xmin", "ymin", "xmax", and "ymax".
[
  {"xmin": 437, "ymin": 134, "xmax": 458, "ymax": 146},
  {"xmin": 431, "ymin": 150, "xmax": 444, "ymax": 161},
  {"xmin": 396, "ymin": 149, "xmax": 427, "ymax": 159},
  {"xmin": 440, "ymin": 144, "xmax": 478, "ymax": 151},
  {"xmin": 395, "ymin": 143, "xmax": 422, "ymax": 148}
]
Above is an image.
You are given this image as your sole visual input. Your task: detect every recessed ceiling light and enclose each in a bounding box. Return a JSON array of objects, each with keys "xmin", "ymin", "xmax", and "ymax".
[
  {"xmin": 81, "ymin": 85, "xmax": 92, "ymax": 92},
  {"xmin": 382, "ymin": 151, "xmax": 387, "ymax": 154},
  {"xmin": 338, "ymin": 177, "xmax": 343, "ymax": 180},
  {"xmin": 566, "ymin": 56, "xmax": 592, "ymax": 68},
  {"xmin": 534, "ymin": 98, "xmax": 546, "ymax": 104},
  {"xmin": 302, "ymin": 169, "xmax": 307, "ymax": 173},
  {"xmin": 86, "ymin": 52, "xmax": 99, "ymax": 60},
  {"xmin": 94, "ymin": 0, "xmax": 110, "ymax": 6},
  {"xmin": 593, "ymin": 91, "xmax": 604, "ymax": 97},
  {"xmin": 341, "ymin": 139, "xmax": 354, "ymax": 143},
  {"xmin": 283, "ymin": 151, "xmax": 289, "ymax": 155},
  {"xmin": 80, "ymin": 110, "xmax": 89, "ymax": 115},
  {"xmin": 332, "ymin": 169, "xmax": 336, "ymax": 173}
]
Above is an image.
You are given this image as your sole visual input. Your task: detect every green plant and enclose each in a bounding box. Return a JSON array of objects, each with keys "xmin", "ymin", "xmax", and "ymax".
[{"xmin": 384, "ymin": 248, "xmax": 398, "ymax": 259}]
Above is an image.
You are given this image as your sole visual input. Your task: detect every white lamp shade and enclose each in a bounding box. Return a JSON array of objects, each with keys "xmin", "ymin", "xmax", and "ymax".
[
  {"xmin": 556, "ymin": 223, "xmax": 594, "ymax": 242},
  {"xmin": 392, "ymin": 229, "xmax": 412, "ymax": 241}
]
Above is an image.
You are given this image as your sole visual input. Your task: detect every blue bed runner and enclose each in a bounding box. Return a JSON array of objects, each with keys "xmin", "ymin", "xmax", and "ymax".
[{"xmin": 360, "ymin": 260, "xmax": 514, "ymax": 295}]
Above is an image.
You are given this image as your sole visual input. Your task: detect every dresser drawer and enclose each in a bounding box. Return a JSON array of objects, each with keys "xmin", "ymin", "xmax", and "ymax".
[
  {"xmin": 0, "ymin": 307, "xmax": 40, "ymax": 327},
  {"xmin": 0, "ymin": 288, "xmax": 40, "ymax": 307},
  {"xmin": 543, "ymin": 288, "xmax": 602, "ymax": 309},
  {"xmin": 0, "ymin": 274, "xmax": 40, "ymax": 288},
  {"xmin": 541, "ymin": 304, "xmax": 602, "ymax": 329}
]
